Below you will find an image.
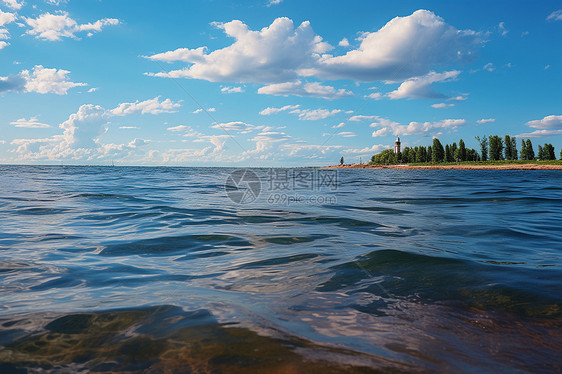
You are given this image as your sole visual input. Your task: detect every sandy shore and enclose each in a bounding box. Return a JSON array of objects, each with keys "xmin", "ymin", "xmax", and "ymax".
[{"xmin": 325, "ymin": 163, "xmax": 562, "ymax": 170}]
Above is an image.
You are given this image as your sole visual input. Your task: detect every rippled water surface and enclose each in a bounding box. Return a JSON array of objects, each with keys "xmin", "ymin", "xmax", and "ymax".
[{"xmin": 1, "ymin": 165, "xmax": 561, "ymax": 373}]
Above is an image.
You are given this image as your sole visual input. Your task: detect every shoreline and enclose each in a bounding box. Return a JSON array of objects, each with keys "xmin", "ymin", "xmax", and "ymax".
[{"xmin": 324, "ymin": 163, "xmax": 562, "ymax": 170}]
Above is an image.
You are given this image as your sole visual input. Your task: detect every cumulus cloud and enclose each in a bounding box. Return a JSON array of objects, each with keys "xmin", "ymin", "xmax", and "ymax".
[
  {"xmin": 146, "ymin": 10, "xmax": 480, "ymax": 87},
  {"xmin": 258, "ymin": 80, "xmax": 353, "ymax": 99},
  {"xmin": 259, "ymin": 104, "xmax": 300, "ymax": 115},
  {"xmin": 0, "ymin": 41, "xmax": 8, "ymax": 49},
  {"xmin": 221, "ymin": 86, "xmax": 244, "ymax": 93},
  {"xmin": 211, "ymin": 121, "xmax": 260, "ymax": 134},
  {"xmin": 0, "ymin": 65, "xmax": 86, "ymax": 94},
  {"xmin": 349, "ymin": 115, "xmax": 379, "ymax": 122},
  {"xmin": 338, "ymin": 37, "xmax": 350, "ymax": 47},
  {"xmin": 306, "ymin": 10, "xmax": 479, "ymax": 82},
  {"xmin": 366, "ymin": 92, "xmax": 382, "ymax": 100},
  {"xmin": 10, "ymin": 117, "xmax": 51, "ymax": 128},
  {"xmin": 24, "ymin": 11, "xmax": 119, "ymax": 41},
  {"xmin": 147, "ymin": 17, "xmax": 332, "ymax": 83},
  {"xmin": 526, "ymin": 115, "xmax": 562, "ymax": 129},
  {"xmin": 343, "ymin": 144, "xmax": 386, "ymax": 154},
  {"xmin": 10, "ymin": 98, "xmax": 178, "ymax": 161},
  {"xmin": 477, "ymin": 118, "xmax": 495, "ymax": 124},
  {"xmin": 0, "ymin": 9, "xmax": 16, "ymax": 27},
  {"xmin": 369, "ymin": 117, "xmax": 466, "ymax": 136},
  {"xmin": 193, "ymin": 107, "xmax": 215, "ymax": 113},
  {"xmin": 547, "ymin": 10, "xmax": 562, "ymax": 21},
  {"xmin": 290, "ymin": 108, "xmax": 342, "ymax": 120},
  {"xmin": 1, "ymin": 0, "xmax": 22, "ymax": 10},
  {"xmin": 431, "ymin": 103, "xmax": 454, "ymax": 108},
  {"xmin": 388, "ymin": 70, "xmax": 460, "ymax": 99},
  {"xmin": 111, "ymin": 97, "xmax": 181, "ymax": 116}
]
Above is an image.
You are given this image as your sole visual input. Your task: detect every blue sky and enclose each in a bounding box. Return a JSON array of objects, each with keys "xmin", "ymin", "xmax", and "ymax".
[{"xmin": 0, "ymin": 0, "xmax": 561, "ymax": 166}]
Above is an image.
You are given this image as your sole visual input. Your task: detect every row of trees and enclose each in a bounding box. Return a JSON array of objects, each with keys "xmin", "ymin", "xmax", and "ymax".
[{"xmin": 371, "ymin": 135, "xmax": 559, "ymax": 165}]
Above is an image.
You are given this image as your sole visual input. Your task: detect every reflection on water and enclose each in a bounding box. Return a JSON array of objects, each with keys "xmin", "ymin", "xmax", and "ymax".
[{"xmin": 0, "ymin": 166, "xmax": 561, "ymax": 372}]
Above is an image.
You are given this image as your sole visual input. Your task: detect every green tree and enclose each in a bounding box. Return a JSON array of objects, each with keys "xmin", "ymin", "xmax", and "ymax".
[
  {"xmin": 504, "ymin": 135, "xmax": 512, "ymax": 160},
  {"xmin": 372, "ymin": 149, "xmax": 397, "ymax": 165},
  {"xmin": 427, "ymin": 146, "xmax": 432, "ymax": 161},
  {"xmin": 538, "ymin": 145, "xmax": 544, "ymax": 160},
  {"xmin": 402, "ymin": 147, "xmax": 410, "ymax": 163},
  {"xmin": 489, "ymin": 135, "xmax": 504, "ymax": 160},
  {"xmin": 542, "ymin": 143, "xmax": 556, "ymax": 160},
  {"xmin": 458, "ymin": 139, "xmax": 466, "ymax": 162},
  {"xmin": 525, "ymin": 139, "xmax": 535, "ymax": 160},
  {"xmin": 511, "ymin": 137, "xmax": 518, "ymax": 160},
  {"xmin": 475, "ymin": 136, "xmax": 489, "ymax": 161},
  {"xmin": 445, "ymin": 144, "xmax": 452, "ymax": 162},
  {"xmin": 416, "ymin": 146, "xmax": 426, "ymax": 163},
  {"xmin": 432, "ymin": 138, "xmax": 444, "ymax": 163},
  {"xmin": 520, "ymin": 139, "xmax": 527, "ymax": 160}
]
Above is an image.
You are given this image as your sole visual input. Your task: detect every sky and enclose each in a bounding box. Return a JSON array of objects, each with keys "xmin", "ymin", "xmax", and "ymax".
[{"xmin": 0, "ymin": 0, "xmax": 561, "ymax": 166}]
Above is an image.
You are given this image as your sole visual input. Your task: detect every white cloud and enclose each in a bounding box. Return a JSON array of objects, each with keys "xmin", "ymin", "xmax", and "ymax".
[
  {"xmin": 349, "ymin": 115, "xmax": 379, "ymax": 122},
  {"xmin": 211, "ymin": 121, "xmax": 259, "ymax": 134},
  {"xmin": 259, "ymin": 104, "xmax": 300, "ymax": 115},
  {"xmin": 193, "ymin": 107, "xmax": 215, "ymax": 113},
  {"xmin": 10, "ymin": 117, "xmax": 51, "ymax": 128},
  {"xmin": 547, "ymin": 10, "xmax": 562, "ymax": 21},
  {"xmin": 499, "ymin": 22, "xmax": 508, "ymax": 37},
  {"xmin": 526, "ymin": 115, "xmax": 562, "ymax": 129},
  {"xmin": 545, "ymin": 64, "xmax": 550, "ymax": 70},
  {"xmin": 343, "ymin": 144, "xmax": 386, "ymax": 154},
  {"xmin": 10, "ymin": 98, "xmax": 178, "ymax": 162},
  {"xmin": 307, "ymin": 10, "xmax": 479, "ymax": 82},
  {"xmin": 372, "ymin": 127, "xmax": 390, "ymax": 137},
  {"xmin": 290, "ymin": 108, "xmax": 341, "ymax": 120},
  {"xmin": 338, "ymin": 131, "xmax": 356, "ymax": 137},
  {"xmin": 431, "ymin": 103, "xmax": 454, "ymax": 108},
  {"xmin": 244, "ymin": 130, "xmax": 291, "ymax": 156},
  {"xmin": 516, "ymin": 129, "xmax": 562, "ymax": 138},
  {"xmin": 369, "ymin": 117, "xmax": 465, "ymax": 136},
  {"xmin": 119, "ymin": 126, "xmax": 137, "ymax": 129},
  {"xmin": 267, "ymin": 0, "xmax": 282, "ymax": 6},
  {"xmin": 221, "ymin": 86, "xmax": 244, "ymax": 93},
  {"xmin": 24, "ymin": 11, "xmax": 119, "ymax": 41},
  {"xmin": 333, "ymin": 122, "xmax": 346, "ymax": 128},
  {"xmin": 483, "ymin": 62, "xmax": 495, "ymax": 72},
  {"xmin": 0, "ymin": 65, "xmax": 86, "ymax": 95},
  {"xmin": 0, "ymin": 41, "xmax": 8, "ymax": 49},
  {"xmin": 0, "ymin": 10, "xmax": 16, "ymax": 27},
  {"xmin": 111, "ymin": 97, "xmax": 181, "ymax": 116},
  {"xmin": 366, "ymin": 92, "xmax": 382, "ymax": 100},
  {"xmin": 128, "ymin": 138, "xmax": 149, "ymax": 148},
  {"xmin": 338, "ymin": 37, "xmax": 350, "ymax": 47},
  {"xmin": 147, "ymin": 17, "xmax": 332, "ymax": 83},
  {"xmin": 281, "ymin": 143, "xmax": 343, "ymax": 158},
  {"xmin": 167, "ymin": 125, "xmax": 190, "ymax": 132},
  {"xmin": 477, "ymin": 118, "xmax": 495, "ymax": 124},
  {"xmin": 1, "ymin": 0, "xmax": 22, "ymax": 10},
  {"xmin": 258, "ymin": 80, "xmax": 353, "ymax": 99},
  {"xmin": 147, "ymin": 10, "xmax": 480, "ymax": 86},
  {"xmin": 388, "ymin": 70, "xmax": 460, "ymax": 99},
  {"xmin": 87, "ymin": 87, "xmax": 98, "ymax": 93},
  {"xmin": 449, "ymin": 95, "xmax": 467, "ymax": 101}
]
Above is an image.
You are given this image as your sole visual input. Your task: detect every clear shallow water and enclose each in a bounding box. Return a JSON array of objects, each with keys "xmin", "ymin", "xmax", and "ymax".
[{"xmin": 0, "ymin": 165, "xmax": 561, "ymax": 373}]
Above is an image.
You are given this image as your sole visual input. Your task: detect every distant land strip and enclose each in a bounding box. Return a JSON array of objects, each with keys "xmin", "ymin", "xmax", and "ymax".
[{"xmin": 325, "ymin": 163, "xmax": 562, "ymax": 170}]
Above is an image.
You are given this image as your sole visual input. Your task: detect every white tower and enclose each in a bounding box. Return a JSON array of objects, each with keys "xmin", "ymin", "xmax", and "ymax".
[{"xmin": 394, "ymin": 136, "xmax": 401, "ymax": 154}]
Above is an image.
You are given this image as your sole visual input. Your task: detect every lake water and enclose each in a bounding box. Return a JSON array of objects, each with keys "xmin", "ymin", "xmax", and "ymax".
[{"xmin": 0, "ymin": 165, "xmax": 561, "ymax": 373}]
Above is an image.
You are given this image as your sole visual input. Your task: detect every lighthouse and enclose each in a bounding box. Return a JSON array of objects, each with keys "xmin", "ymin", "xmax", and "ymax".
[{"xmin": 394, "ymin": 136, "xmax": 401, "ymax": 154}]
